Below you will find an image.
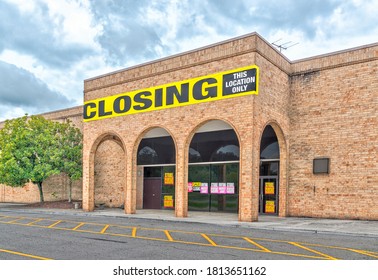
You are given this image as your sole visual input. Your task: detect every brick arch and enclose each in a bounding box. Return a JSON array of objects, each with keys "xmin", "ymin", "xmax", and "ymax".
[
  {"xmin": 182, "ymin": 118, "xmax": 242, "ymax": 216},
  {"xmin": 131, "ymin": 125, "xmax": 178, "ymax": 213},
  {"xmin": 260, "ymin": 121, "xmax": 287, "ymax": 153},
  {"xmin": 84, "ymin": 131, "xmax": 127, "ymax": 211},
  {"xmin": 185, "ymin": 118, "xmax": 242, "ymax": 150},
  {"xmin": 132, "ymin": 125, "xmax": 178, "ymax": 163},
  {"xmin": 259, "ymin": 120, "xmax": 288, "ymax": 217}
]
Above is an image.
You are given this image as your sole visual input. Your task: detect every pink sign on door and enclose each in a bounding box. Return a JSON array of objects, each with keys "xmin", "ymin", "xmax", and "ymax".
[
  {"xmin": 210, "ymin": 183, "xmax": 219, "ymax": 194},
  {"xmin": 218, "ymin": 183, "xmax": 227, "ymax": 194},
  {"xmin": 200, "ymin": 183, "xmax": 208, "ymax": 194},
  {"xmin": 226, "ymin": 183, "xmax": 235, "ymax": 194}
]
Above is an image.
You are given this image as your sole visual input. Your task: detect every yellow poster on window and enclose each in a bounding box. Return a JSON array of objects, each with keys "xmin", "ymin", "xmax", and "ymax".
[
  {"xmin": 164, "ymin": 195, "xmax": 174, "ymax": 208},
  {"xmin": 164, "ymin": 173, "xmax": 174, "ymax": 185},
  {"xmin": 265, "ymin": 182, "xmax": 275, "ymax": 195},
  {"xmin": 265, "ymin": 200, "xmax": 275, "ymax": 213}
]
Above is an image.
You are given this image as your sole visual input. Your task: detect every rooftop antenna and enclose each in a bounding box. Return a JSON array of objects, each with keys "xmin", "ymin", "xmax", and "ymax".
[{"xmin": 271, "ymin": 39, "xmax": 299, "ymax": 52}]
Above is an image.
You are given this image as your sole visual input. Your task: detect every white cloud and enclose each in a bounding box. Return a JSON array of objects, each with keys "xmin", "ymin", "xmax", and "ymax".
[
  {"xmin": 1, "ymin": 0, "xmax": 378, "ymax": 121},
  {"xmin": 0, "ymin": 105, "xmax": 27, "ymax": 121},
  {"xmin": 42, "ymin": 0, "xmax": 101, "ymax": 49}
]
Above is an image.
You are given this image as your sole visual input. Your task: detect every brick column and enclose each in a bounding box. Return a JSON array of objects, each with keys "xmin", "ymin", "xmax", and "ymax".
[
  {"xmin": 125, "ymin": 155, "xmax": 136, "ymax": 214},
  {"xmin": 175, "ymin": 141, "xmax": 188, "ymax": 218},
  {"xmin": 82, "ymin": 142, "xmax": 94, "ymax": 212},
  {"xmin": 238, "ymin": 136, "xmax": 258, "ymax": 222}
]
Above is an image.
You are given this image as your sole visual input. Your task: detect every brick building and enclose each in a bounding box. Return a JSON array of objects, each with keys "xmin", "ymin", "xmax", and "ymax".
[{"xmin": 1, "ymin": 32, "xmax": 377, "ymax": 221}]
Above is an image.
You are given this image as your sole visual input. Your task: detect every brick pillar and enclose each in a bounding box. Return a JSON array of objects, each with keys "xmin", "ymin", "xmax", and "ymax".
[
  {"xmin": 125, "ymin": 155, "xmax": 136, "ymax": 214},
  {"xmin": 238, "ymin": 135, "xmax": 258, "ymax": 222},
  {"xmin": 82, "ymin": 142, "xmax": 94, "ymax": 212},
  {"xmin": 270, "ymin": 122, "xmax": 288, "ymax": 218},
  {"xmin": 175, "ymin": 141, "xmax": 188, "ymax": 218},
  {"xmin": 250, "ymin": 144, "xmax": 260, "ymax": 222}
]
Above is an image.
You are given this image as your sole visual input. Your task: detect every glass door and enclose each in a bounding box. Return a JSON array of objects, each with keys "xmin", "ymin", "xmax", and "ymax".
[
  {"xmin": 188, "ymin": 163, "xmax": 239, "ymax": 213},
  {"xmin": 259, "ymin": 177, "xmax": 278, "ymax": 215}
]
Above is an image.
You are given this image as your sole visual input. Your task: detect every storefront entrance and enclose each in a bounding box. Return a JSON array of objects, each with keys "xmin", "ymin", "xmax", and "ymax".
[
  {"xmin": 259, "ymin": 125, "xmax": 280, "ymax": 216},
  {"xmin": 187, "ymin": 122, "xmax": 240, "ymax": 214},
  {"xmin": 137, "ymin": 128, "xmax": 176, "ymax": 211},
  {"xmin": 259, "ymin": 176, "xmax": 278, "ymax": 215},
  {"xmin": 142, "ymin": 166, "xmax": 175, "ymax": 210},
  {"xmin": 143, "ymin": 178, "xmax": 162, "ymax": 209}
]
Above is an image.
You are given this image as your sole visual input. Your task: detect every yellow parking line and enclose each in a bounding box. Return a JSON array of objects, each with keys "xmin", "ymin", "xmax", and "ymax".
[
  {"xmin": 164, "ymin": 230, "xmax": 174, "ymax": 241},
  {"xmin": 360, "ymin": 249, "xmax": 378, "ymax": 256},
  {"xmin": 0, "ymin": 248, "xmax": 52, "ymax": 260},
  {"xmin": 72, "ymin": 223, "xmax": 85, "ymax": 231},
  {"xmin": 289, "ymin": 242, "xmax": 338, "ymax": 260},
  {"xmin": 100, "ymin": 224, "xmax": 110, "ymax": 234},
  {"xmin": 132, "ymin": 227, "xmax": 137, "ymax": 237},
  {"xmin": 202, "ymin": 234, "xmax": 217, "ymax": 246},
  {"xmin": 6, "ymin": 217, "xmax": 24, "ymax": 223},
  {"xmin": 48, "ymin": 220, "xmax": 62, "ymax": 228},
  {"xmin": 244, "ymin": 237, "xmax": 271, "ymax": 252},
  {"xmin": 348, "ymin": 249, "xmax": 378, "ymax": 259},
  {"xmin": 26, "ymin": 218, "xmax": 43, "ymax": 226}
]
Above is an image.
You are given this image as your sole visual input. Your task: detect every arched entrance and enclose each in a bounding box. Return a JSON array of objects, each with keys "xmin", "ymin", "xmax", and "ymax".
[
  {"xmin": 136, "ymin": 128, "xmax": 176, "ymax": 210},
  {"xmin": 94, "ymin": 135, "xmax": 126, "ymax": 208},
  {"xmin": 259, "ymin": 125, "xmax": 280, "ymax": 215},
  {"xmin": 187, "ymin": 120, "xmax": 240, "ymax": 213}
]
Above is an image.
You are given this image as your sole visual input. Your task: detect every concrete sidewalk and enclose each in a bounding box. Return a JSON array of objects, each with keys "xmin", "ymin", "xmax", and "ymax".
[{"xmin": 1, "ymin": 203, "xmax": 377, "ymax": 238}]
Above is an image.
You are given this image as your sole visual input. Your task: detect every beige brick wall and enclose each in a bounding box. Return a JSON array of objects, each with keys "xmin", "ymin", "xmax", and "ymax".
[
  {"xmin": 289, "ymin": 56, "xmax": 378, "ymax": 220},
  {"xmin": 94, "ymin": 139, "xmax": 125, "ymax": 208},
  {"xmin": 136, "ymin": 166, "xmax": 144, "ymax": 209}
]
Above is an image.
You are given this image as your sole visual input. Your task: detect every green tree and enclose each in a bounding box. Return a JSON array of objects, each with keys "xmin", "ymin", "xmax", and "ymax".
[
  {"xmin": 55, "ymin": 120, "xmax": 82, "ymax": 202},
  {"xmin": 0, "ymin": 115, "xmax": 61, "ymax": 202}
]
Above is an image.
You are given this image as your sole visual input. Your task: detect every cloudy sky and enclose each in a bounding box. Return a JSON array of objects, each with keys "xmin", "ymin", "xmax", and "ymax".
[{"xmin": 0, "ymin": 0, "xmax": 377, "ymax": 121}]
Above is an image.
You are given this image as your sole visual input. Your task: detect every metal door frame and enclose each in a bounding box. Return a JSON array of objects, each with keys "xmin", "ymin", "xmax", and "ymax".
[{"xmin": 259, "ymin": 176, "xmax": 279, "ymax": 215}]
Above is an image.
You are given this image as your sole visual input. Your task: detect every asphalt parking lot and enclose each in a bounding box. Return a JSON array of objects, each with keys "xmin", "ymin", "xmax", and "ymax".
[{"xmin": 0, "ymin": 208, "xmax": 377, "ymax": 260}]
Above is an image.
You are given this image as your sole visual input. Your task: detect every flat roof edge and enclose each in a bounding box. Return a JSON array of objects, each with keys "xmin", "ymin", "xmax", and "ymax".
[
  {"xmin": 37, "ymin": 105, "xmax": 82, "ymax": 117},
  {"xmin": 292, "ymin": 42, "xmax": 378, "ymax": 63}
]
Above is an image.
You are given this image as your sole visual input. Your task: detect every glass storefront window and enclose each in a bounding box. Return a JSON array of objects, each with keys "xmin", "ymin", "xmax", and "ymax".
[
  {"xmin": 189, "ymin": 148, "xmax": 202, "ymax": 162},
  {"xmin": 189, "ymin": 129, "xmax": 239, "ymax": 163},
  {"xmin": 187, "ymin": 165, "xmax": 210, "ymax": 211},
  {"xmin": 137, "ymin": 136, "xmax": 175, "ymax": 165},
  {"xmin": 139, "ymin": 146, "xmax": 159, "ymax": 165},
  {"xmin": 260, "ymin": 161, "xmax": 279, "ymax": 176},
  {"xmin": 144, "ymin": 166, "xmax": 161, "ymax": 177},
  {"xmin": 188, "ymin": 163, "xmax": 239, "ymax": 213},
  {"xmin": 210, "ymin": 144, "xmax": 239, "ymax": 161},
  {"xmin": 260, "ymin": 125, "xmax": 279, "ymax": 160},
  {"xmin": 161, "ymin": 166, "xmax": 175, "ymax": 209},
  {"xmin": 188, "ymin": 127, "xmax": 239, "ymax": 213}
]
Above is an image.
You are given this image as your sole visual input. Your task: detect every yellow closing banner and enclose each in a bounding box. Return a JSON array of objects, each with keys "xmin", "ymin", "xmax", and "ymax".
[{"xmin": 84, "ymin": 65, "xmax": 259, "ymax": 122}]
